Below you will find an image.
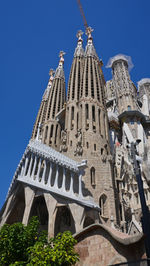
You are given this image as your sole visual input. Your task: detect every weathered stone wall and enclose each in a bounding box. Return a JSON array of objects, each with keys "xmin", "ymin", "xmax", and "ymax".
[{"xmin": 74, "ymin": 224, "xmax": 145, "ymax": 266}]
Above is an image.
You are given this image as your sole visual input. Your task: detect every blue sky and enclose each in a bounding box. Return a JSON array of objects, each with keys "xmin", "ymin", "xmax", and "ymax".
[{"xmin": 0, "ymin": 0, "xmax": 150, "ymax": 208}]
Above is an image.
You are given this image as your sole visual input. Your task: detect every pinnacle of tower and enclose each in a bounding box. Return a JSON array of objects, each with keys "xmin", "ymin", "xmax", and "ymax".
[
  {"xmin": 85, "ymin": 26, "xmax": 99, "ymax": 59},
  {"xmin": 42, "ymin": 69, "xmax": 55, "ymax": 100},
  {"xmin": 74, "ymin": 30, "xmax": 84, "ymax": 57},
  {"xmin": 137, "ymin": 78, "xmax": 150, "ymax": 90},
  {"xmin": 106, "ymin": 54, "xmax": 134, "ymax": 71},
  {"xmin": 48, "ymin": 69, "xmax": 55, "ymax": 87},
  {"xmin": 55, "ymin": 51, "xmax": 65, "ymax": 79}
]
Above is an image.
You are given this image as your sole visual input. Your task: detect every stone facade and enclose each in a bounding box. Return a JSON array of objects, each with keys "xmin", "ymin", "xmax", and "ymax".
[
  {"xmin": 0, "ymin": 27, "xmax": 150, "ymax": 265},
  {"xmin": 74, "ymin": 224, "xmax": 145, "ymax": 266}
]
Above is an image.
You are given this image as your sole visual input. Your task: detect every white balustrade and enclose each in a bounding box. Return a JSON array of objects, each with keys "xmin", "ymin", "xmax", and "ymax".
[
  {"xmin": 47, "ymin": 163, "xmax": 53, "ymax": 187},
  {"xmin": 20, "ymin": 159, "xmax": 25, "ymax": 176},
  {"xmin": 24, "ymin": 155, "xmax": 29, "ymax": 176},
  {"xmin": 41, "ymin": 160, "xmax": 47, "ymax": 185},
  {"xmin": 11, "ymin": 141, "xmax": 100, "ymax": 210},
  {"xmin": 31, "ymin": 156, "xmax": 37, "ymax": 180},
  {"xmin": 69, "ymin": 172, "xmax": 74, "ymax": 196},
  {"xmin": 53, "ymin": 165, "xmax": 59, "ymax": 188},
  {"xmin": 37, "ymin": 158, "xmax": 42, "ymax": 181},
  {"xmin": 61, "ymin": 167, "xmax": 66, "ymax": 192},
  {"xmin": 27, "ymin": 154, "xmax": 33, "ymax": 177}
]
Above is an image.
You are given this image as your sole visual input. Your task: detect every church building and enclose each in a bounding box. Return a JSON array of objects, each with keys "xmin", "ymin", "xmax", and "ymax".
[{"xmin": 0, "ymin": 26, "xmax": 150, "ymax": 265}]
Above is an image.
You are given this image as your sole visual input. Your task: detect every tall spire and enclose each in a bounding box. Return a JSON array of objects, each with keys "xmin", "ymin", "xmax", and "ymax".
[
  {"xmin": 31, "ymin": 69, "xmax": 55, "ymax": 140},
  {"xmin": 74, "ymin": 30, "xmax": 84, "ymax": 57},
  {"xmin": 67, "ymin": 30, "xmax": 85, "ymax": 102},
  {"xmin": 85, "ymin": 26, "xmax": 98, "ymax": 59},
  {"xmin": 42, "ymin": 69, "xmax": 55, "ymax": 100},
  {"xmin": 55, "ymin": 51, "xmax": 65, "ymax": 79},
  {"xmin": 40, "ymin": 51, "xmax": 66, "ymax": 150}
]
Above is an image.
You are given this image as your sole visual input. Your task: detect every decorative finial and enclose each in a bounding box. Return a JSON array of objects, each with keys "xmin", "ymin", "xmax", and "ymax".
[
  {"xmin": 49, "ymin": 68, "xmax": 55, "ymax": 77},
  {"xmin": 48, "ymin": 68, "xmax": 55, "ymax": 83},
  {"xmin": 76, "ymin": 30, "xmax": 83, "ymax": 41},
  {"xmin": 86, "ymin": 26, "xmax": 94, "ymax": 39},
  {"xmin": 59, "ymin": 51, "xmax": 65, "ymax": 65}
]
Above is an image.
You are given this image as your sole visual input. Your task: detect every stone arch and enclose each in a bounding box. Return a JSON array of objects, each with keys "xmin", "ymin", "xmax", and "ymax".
[
  {"xmin": 99, "ymin": 193, "xmax": 108, "ymax": 217},
  {"xmin": 83, "ymin": 216, "xmax": 95, "ymax": 228},
  {"xmin": 54, "ymin": 206, "xmax": 76, "ymax": 236},
  {"xmin": 29, "ymin": 195, "xmax": 48, "ymax": 231},
  {"xmin": 6, "ymin": 186, "xmax": 25, "ymax": 224}
]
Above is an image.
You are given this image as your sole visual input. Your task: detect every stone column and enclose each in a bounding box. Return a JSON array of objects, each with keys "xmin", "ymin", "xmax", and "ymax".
[
  {"xmin": 23, "ymin": 154, "xmax": 29, "ymax": 176},
  {"xmin": 54, "ymin": 165, "xmax": 59, "ymax": 188},
  {"xmin": 31, "ymin": 155, "xmax": 37, "ymax": 180},
  {"xmin": 79, "ymin": 171, "xmax": 83, "ymax": 197},
  {"xmin": 69, "ymin": 203, "xmax": 85, "ymax": 232},
  {"xmin": 37, "ymin": 158, "xmax": 42, "ymax": 181},
  {"xmin": 69, "ymin": 172, "xmax": 74, "ymax": 196},
  {"xmin": 27, "ymin": 154, "xmax": 34, "ymax": 177},
  {"xmin": 22, "ymin": 186, "xmax": 35, "ymax": 225},
  {"xmin": 44, "ymin": 193, "xmax": 57, "ymax": 238},
  {"xmin": 62, "ymin": 167, "xmax": 66, "ymax": 192},
  {"xmin": 41, "ymin": 160, "xmax": 47, "ymax": 185},
  {"xmin": 0, "ymin": 193, "xmax": 14, "ymax": 227},
  {"xmin": 47, "ymin": 162, "xmax": 53, "ymax": 187}
]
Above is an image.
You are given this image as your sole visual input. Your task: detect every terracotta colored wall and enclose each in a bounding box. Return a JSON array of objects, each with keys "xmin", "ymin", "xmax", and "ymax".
[{"xmin": 75, "ymin": 227, "xmax": 145, "ymax": 266}]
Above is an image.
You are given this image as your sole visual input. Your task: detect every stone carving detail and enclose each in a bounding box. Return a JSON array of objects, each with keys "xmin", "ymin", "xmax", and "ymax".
[
  {"xmin": 101, "ymin": 144, "xmax": 109, "ymax": 163},
  {"xmin": 60, "ymin": 130, "xmax": 68, "ymax": 152},
  {"xmin": 74, "ymin": 129, "xmax": 83, "ymax": 156}
]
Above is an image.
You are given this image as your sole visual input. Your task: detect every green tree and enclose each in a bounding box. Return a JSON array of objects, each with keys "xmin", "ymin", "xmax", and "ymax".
[
  {"xmin": 0, "ymin": 216, "xmax": 40, "ymax": 265},
  {"xmin": 0, "ymin": 217, "xmax": 79, "ymax": 266},
  {"xmin": 28, "ymin": 231, "xmax": 79, "ymax": 265}
]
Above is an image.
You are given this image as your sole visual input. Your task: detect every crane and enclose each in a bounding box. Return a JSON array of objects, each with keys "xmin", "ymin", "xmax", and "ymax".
[{"xmin": 77, "ymin": 0, "xmax": 88, "ymax": 30}]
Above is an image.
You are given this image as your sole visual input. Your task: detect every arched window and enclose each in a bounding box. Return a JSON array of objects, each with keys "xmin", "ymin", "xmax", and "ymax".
[
  {"xmin": 127, "ymin": 105, "xmax": 131, "ymax": 111},
  {"xmin": 90, "ymin": 167, "xmax": 95, "ymax": 186},
  {"xmin": 99, "ymin": 194, "xmax": 108, "ymax": 217}
]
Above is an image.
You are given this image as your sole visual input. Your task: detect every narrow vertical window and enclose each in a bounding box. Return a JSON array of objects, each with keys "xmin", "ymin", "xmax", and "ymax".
[
  {"xmin": 90, "ymin": 167, "xmax": 95, "ymax": 186},
  {"xmin": 71, "ymin": 106, "xmax": 74, "ymax": 130},
  {"xmin": 77, "ymin": 112, "xmax": 79, "ymax": 130},
  {"xmin": 85, "ymin": 104, "xmax": 89, "ymax": 119},
  {"xmin": 55, "ymin": 125, "xmax": 58, "ymax": 145},
  {"xmin": 92, "ymin": 106, "xmax": 95, "ymax": 122},
  {"xmin": 98, "ymin": 109, "xmax": 101, "ymax": 134},
  {"xmin": 99, "ymin": 194, "xmax": 107, "ymax": 217},
  {"xmin": 44, "ymin": 126, "xmax": 48, "ymax": 142},
  {"xmin": 49, "ymin": 124, "xmax": 54, "ymax": 145}
]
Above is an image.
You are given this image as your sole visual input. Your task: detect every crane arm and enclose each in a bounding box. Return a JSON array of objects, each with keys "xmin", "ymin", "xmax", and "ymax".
[{"xmin": 77, "ymin": 0, "xmax": 88, "ymax": 29}]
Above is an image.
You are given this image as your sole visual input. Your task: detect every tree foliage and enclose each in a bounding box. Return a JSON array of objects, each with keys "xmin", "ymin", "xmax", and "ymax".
[{"xmin": 0, "ymin": 217, "xmax": 79, "ymax": 266}]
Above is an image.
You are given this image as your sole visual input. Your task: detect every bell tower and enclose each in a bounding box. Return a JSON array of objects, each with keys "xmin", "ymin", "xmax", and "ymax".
[
  {"xmin": 32, "ymin": 52, "xmax": 66, "ymax": 151},
  {"xmin": 64, "ymin": 27, "xmax": 117, "ymax": 224}
]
